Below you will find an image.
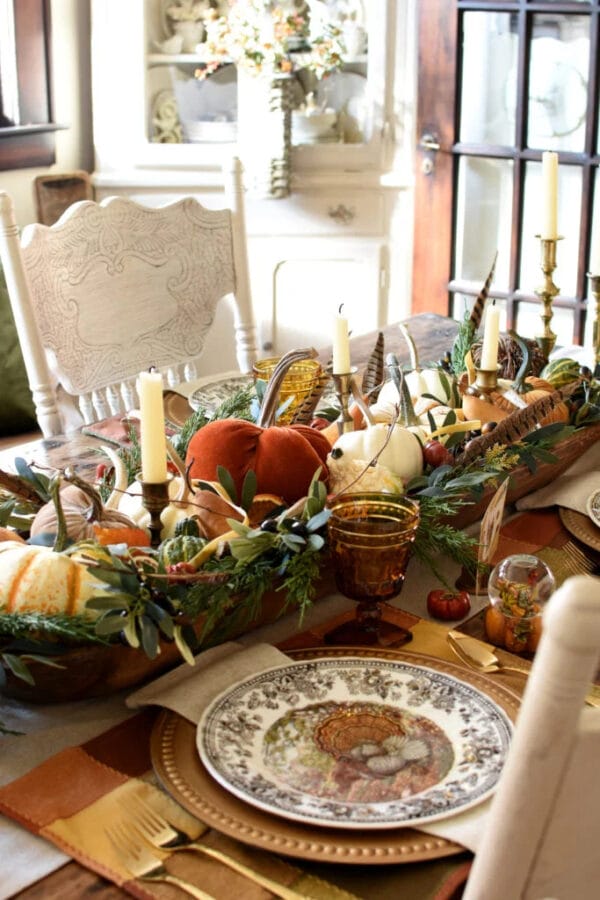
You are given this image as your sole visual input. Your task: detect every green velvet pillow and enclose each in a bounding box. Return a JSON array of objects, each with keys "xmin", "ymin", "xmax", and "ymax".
[{"xmin": 0, "ymin": 265, "xmax": 37, "ymax": 436}]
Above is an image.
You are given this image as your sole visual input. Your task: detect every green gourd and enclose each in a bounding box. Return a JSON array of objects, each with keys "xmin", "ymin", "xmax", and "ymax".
[{"xmin": 158, "ymin": 534, "xmax": 206, "ymax": 568}]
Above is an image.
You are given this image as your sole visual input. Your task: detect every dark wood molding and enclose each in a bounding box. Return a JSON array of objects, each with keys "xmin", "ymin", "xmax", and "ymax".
[
  {"xmin": 412, "ymin": 0, "xmax": 458, "ymax": 315},
  {"xmin": 0, "ymin": 0, "xmax": 57, "ymax": 170}
]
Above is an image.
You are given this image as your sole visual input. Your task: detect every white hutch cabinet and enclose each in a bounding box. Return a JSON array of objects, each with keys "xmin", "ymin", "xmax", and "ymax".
[{"xmin": 90, "ymin": 1, "xmax": 413, "ymax": 370}]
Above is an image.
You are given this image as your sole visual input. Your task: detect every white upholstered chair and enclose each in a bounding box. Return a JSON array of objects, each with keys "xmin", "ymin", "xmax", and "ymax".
[
  {"xmin": 0, "ymin": 157, "xmax": 258, "ymax": 437},
  {"xmin": 463, "ymin": 574, "xmax": 600, "ymax": 900}
]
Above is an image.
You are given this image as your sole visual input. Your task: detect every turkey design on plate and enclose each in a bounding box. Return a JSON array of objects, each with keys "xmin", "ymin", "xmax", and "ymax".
[{"xmin": 197, "ymin": 657, "xmax": 512, "ymax": 829}]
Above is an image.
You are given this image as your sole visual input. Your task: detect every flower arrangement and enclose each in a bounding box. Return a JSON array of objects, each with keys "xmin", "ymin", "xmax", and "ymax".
[
  {"xmin": 195, "ymin": 1, "xmax": 345, "ymax": 79},
  {"xmin": 166, "ymin": 0, "xmax": 213, "ymax": 23}
]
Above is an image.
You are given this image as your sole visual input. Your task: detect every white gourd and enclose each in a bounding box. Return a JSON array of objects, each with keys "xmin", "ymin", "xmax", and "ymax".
[{"xmin": 331, "ymin": 422, "xmax": 424, "ymax": 482}]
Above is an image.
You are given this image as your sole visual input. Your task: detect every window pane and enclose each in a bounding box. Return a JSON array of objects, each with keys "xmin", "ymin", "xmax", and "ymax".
[
  {"xmin": 515, "ymin": 301, "xmax": 575, "ymax": 349},
  {"xmin": 454, "ymin": 156, "xmax": 513, "ymax": 289},
  {"xmin": 459, "ymin": 12, "xmax": 517, "ymax": 145},
  {"xmin": 451, "ymin": 292, "xmax": 507, "ymax": 338},
  {"xmin": 527, "ymin": 14, "xmax": 589, "ymax": 153},
  {"xmin": 520, "ymin": 160, "xmax": 581, "ymax": 297}
]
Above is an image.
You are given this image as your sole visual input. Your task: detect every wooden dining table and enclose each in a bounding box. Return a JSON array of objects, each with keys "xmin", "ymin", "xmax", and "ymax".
[{"xmin": 3, "ymin": 312, "xmax": 593, "ymax": 900}]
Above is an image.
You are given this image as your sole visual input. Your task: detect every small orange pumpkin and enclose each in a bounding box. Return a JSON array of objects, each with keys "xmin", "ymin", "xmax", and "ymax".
[{"xmin": 0, "ymin": 526, "xmax": 25, "ymax": 544}]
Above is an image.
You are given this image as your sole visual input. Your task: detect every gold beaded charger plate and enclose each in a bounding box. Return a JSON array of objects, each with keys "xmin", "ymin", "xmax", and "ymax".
[
  {"xmin": 559, "ymin": 506, "xmax": 600, "ymax": 552},
  {"xmin": 151, "ymin": 648, "xmax": 521, "ymax": 864}
]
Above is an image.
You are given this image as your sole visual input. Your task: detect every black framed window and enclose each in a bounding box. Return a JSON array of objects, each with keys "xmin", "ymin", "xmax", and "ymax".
[
  {"xmin": 450, "ymin": 1, "xmax": 600, "ymax": 348},
  {"xmin": 0, "ymin": 0, "xmax": 62, "ymax": 170}
]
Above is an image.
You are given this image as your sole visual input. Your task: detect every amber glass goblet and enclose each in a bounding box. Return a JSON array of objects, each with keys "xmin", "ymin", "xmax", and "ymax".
[{"xmin": 325, "ymin": 493, "xmax": 420, "ymax": 647}]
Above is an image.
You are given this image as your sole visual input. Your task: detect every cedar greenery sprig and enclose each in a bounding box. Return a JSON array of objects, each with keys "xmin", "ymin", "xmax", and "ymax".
[
  {"xmin": 0, "ymin": 610, "xmax": 104, "ymax": 644},
  {"xmin": 174, "ymin": 385, "xmax": 256, "ymax": 459}
]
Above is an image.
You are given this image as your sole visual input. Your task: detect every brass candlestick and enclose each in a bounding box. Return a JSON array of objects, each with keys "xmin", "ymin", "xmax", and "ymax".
[
  {"xmin": 467, "ymin": 367, "xmax": 499, "ymax": 399},
  {"xmin": 136, "ymin": 473, "xmax": 173, "ymax": 547},
  {"xmin": 588, "ymin": 273, "xmax": 600, "ymax": 373},
  {"xmin": 535, "ymin": 236, "xmax": 562, "ymax": 357},
  {"xmin": 332, "ymin": 369, "xmax": 357, "ymax": 435}
]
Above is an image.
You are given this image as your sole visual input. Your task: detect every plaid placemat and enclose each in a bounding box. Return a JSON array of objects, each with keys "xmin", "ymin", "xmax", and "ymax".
[{"xmin": 0, "ymin": 607, "xmax": 473, "ymax": 900}]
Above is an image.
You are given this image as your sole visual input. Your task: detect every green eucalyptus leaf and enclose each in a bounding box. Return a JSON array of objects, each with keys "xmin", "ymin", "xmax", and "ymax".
[
  {"xmin": 241, "ymin": 470, "xmax": 258, "ymax": 511},
  {"xmin": 306, "ymin": 508, "xmax": 331, "ymax": 532},
  {"xmin": 307, "ymin": 533, "xmax": 325, "ymax": 551},
  {"xmin": 88, "ymin": 567, "xmax": 126, "ymax": 588},
  {"xmin": 139, "ymin": 615, "xmax": 159, "ymax": 659},
  {"xmin": 174, "ymin": 624, "xmax": 195, "ymax": 666},
  {"xmin": 85, "ymin": 596, "xmax": 128, "ymax": 611},
  {"xmin": 2, "ymin": 653, "xmax": 35, "ymax": 685},
  {"xmin": 227, "ymin": 518, "xmax": 252, "ymax": 537},
  {"xmin": 217, "ymin": 466, "xmax": 238, "ymax": 504},
  {"xmin": 157, "ymin": 615, "xmax": 174, "ymax": 639},
  {"xmin": 280, "ymin": 534, "xmax": 304, "ymax": 552},
  {"xmin": 95, "ymin": 613, "xmax": 128, "ymax": 636},
  {"xmin": 123, "ymin": 614, "xmax": 140, "ymax": 649},
  {"xmin": 13, "ymin": 457, "xmax": 52, "ymax": 501}
]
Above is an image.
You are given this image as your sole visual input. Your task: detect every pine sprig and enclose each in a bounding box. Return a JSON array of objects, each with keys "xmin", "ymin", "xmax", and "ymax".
[
  {"xmin": 0, "ymin": 610, "xmax": 104, "ymax": 644},
  {"xmin": 450, "ymin": 311, "xmax": 475, "ymax": 376},
  {"xmin": 413, "ymin": 495, "xmax": 479, "ymax": 582},
  {"xmin": 174, "ymin": 386, "xmax": 256, "ymax": 458}
]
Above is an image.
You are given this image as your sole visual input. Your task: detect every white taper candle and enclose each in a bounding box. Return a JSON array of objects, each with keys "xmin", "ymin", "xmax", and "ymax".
[{"xmin": 138, "ymin": 369, "xmax": 167, "ymax": 483}]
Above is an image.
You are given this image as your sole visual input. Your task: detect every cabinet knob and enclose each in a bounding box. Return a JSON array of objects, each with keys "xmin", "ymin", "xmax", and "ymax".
[{"xmin": 328, "ymin": 203, "xmax": 356, "ymax": 225}]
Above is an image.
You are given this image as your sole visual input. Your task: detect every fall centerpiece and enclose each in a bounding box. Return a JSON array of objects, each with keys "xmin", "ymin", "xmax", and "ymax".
[{"xmin": 1, "ymin": 289, "xmax": 599, "ymax": 704}]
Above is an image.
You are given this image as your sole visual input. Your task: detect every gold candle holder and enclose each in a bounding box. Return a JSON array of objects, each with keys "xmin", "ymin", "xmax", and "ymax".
[
  {"xmin": 587, "ymin": 273, "xmax": 600, "ymax": 373},
  {"xmin": 332, "ymin": 369, "xmax": 357, "ymax": 435},
  {"xmin": 136, "ymin": 473, "xmax": 173, "ymax": 547},
  {"xmin": 535, "ymin": 236, "xmax": 562, "ymax": 358},
  {"xmin": 467, "ymin": 367, "xmax": 499, "ymax": 398}
]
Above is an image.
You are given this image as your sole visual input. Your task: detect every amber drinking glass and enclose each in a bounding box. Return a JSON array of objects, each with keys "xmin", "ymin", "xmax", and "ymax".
[
  {"xmin": 252, "ymin": 357, "xmax": 322, "ymax": 424},
  {"xmin": 326, "ymin": 493, "xmax": 420, "ymax": 647}
]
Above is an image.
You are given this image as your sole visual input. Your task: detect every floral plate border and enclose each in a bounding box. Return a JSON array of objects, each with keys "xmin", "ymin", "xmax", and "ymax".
[
  {"xmin": 197, "ymin": 656, "xmax": 513, "ymax": 830},
  {"xmin": 151, "ymin": 648, "xmax": 520, "ymax": 864}
]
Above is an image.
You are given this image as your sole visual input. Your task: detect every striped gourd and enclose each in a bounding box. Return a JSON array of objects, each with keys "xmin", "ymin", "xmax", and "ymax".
[{"xmin": 540, "ymin": 358, "xmax": 581, "ymax": 388}]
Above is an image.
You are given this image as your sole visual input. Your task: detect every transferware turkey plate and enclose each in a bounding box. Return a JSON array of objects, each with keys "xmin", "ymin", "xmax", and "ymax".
[{"xmin": 197, "ymin": 657, "xmax": 513, "ymax": 830}]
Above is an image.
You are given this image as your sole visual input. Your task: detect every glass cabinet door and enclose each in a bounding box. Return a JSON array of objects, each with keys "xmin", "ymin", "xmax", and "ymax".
[{"xmin": 144, "ymin": 1, "xmax": 382, "ymax": 163}]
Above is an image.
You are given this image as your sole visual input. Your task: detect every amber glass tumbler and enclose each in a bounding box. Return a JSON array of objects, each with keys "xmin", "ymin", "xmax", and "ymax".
[{"xmin": 252, "ymin": 357, "xmax": 322, "ymax": 424}]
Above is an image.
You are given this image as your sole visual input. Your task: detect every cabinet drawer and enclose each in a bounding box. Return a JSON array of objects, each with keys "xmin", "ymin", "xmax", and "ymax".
[{"xmin": 248, "ymin": 191, "xmax": 386, "ymax": 237}]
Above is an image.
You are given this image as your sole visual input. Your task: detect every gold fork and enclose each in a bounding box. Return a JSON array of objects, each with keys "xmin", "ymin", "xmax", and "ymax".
[
  {"xmin": 126, "ymin": 794, "xmax": 311, "ymax": 900},
  {"xmin": 105, "ymin": 821, "xmax": 215, "ymax": 899},
  {"xmin": 537, "ymin": 543, "xmax": 595, "ymax": 585}
]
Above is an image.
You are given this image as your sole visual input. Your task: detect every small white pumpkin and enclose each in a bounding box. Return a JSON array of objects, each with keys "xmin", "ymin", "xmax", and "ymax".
[
  {"xmin": 0, "ymin": 541, "xmax": 107, "ymax": 616},
  {"xmin": 330, "ymin": 422, "xmax": 424, "ymax": 482}
]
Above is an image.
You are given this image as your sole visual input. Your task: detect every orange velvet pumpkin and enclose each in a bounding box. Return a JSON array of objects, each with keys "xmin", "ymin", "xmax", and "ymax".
[{"xmin": 185, "ymin": 419, "xmax": 331, "ymax": 504}]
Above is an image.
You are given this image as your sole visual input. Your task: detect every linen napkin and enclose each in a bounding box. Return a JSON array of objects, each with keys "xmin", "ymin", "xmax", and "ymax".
[
  {"xmin": 127, "ymin": 634, "xmax": 512, "ymax": 854},
  {"xmin": 516, "ymin": 440, "xmax": 600, "ymax": 515}
]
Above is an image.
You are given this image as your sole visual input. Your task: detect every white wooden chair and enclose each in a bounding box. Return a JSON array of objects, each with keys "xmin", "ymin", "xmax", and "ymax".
[
  {"xmin": 463, "ymin": 573, "xmax": 600, "ymax": 900},
  {"xmin": 0, "ymin": 157, "xmax": 258, "ymax": 437}
]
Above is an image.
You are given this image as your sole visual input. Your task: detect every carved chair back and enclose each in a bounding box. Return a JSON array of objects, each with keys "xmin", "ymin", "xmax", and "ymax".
[{"xmin": 0, "ymin": 158, "xmax": 257, "ymax": 436}]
